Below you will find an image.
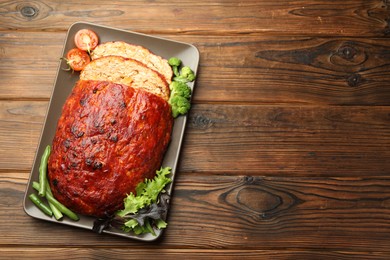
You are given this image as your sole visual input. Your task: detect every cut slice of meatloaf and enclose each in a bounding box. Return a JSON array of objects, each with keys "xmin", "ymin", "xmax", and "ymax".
[
  {"xmin": 80, "ymin": 56, "xmax": 170, "ymax": 101},
  {"xmin": 91, "ymin": 41, "xmax": 173, "ymax": 83}
]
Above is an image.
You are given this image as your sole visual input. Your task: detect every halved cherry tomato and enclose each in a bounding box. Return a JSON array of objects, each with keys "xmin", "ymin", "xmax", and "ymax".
[
  {"xmin": 74, "ymin": 29, "xmax": 99, "ymax": 53},
  {"xmin": 66, "ymin": 48, "xmax": 91, "ymax": 71}
]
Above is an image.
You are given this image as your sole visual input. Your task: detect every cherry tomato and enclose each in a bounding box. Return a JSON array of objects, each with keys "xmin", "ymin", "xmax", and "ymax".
[
  {"xmin": 74, "ymin": 29, "xmax": 99, "ymax": 53},
  {"xmin": 66, "ymin": 48, "xmax": 91, "ymax": 71}
]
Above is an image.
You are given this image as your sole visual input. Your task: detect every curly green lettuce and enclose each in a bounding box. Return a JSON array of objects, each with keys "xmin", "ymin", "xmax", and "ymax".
[
  {"xmin": 115, "ymin": 167, "xmax": 172, "ymax": 235},
  {"xmin": 93, "ymin": 167, "xmax": 173, "ymax": 236}
]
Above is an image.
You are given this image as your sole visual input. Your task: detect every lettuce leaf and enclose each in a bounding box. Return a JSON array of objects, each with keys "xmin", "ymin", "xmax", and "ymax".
[{"xmin": 115, "ymin": 167, "xmax": 172, "ymax": 235}]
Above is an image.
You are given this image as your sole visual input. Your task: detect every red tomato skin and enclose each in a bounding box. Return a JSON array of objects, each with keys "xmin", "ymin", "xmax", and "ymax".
[
  {"xmin": 66, "ymin": 48, "xmax": 91, "ymax": 71},
  {"xmin": 74, "ymin": 29, "xmax": 99, "ymax": 52}
]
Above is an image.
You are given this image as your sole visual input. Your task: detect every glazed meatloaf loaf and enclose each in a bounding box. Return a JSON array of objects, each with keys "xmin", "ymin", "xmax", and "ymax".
[
  {"xmin": 80, "ymin": 56, "xmax": 170, "ymax": 101},
  {"xmin": 48, "ymin": 80, "xmax": 173, "ymax": 217},
  {"xmin": 91, "ymin": 41, "xmax": 173, "ymax": 84}
]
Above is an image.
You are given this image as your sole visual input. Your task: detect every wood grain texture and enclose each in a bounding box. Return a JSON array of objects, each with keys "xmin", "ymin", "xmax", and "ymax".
[
  {"xmin": 2, "ymin": 172, "xmax": 390, "ymax": 252},
  {"xmin": 0, "ymin": 31, "xmax": 63, "ymax": 99},
  {"xmin": 1, "ymin": 0, "xmax": 390, "ymax": 258},
  {"xmin": 0, "ymin": 0, "xmax": 389, "ymax": 37},
  {"xmin": 1, "ymin": 32, "xmax": 390, "ymax": 105},
  {"xmin": 0, "ymin": 248, "xmax": 389, "ymax": 260},
  {"xmin": 0, "ymin": 101, "xmax": 46, "ymax": 170},
  {"xmin": 182, "ymin": 104, "xmax": 390, "ymax": 176},
  {"xmin": 195, "ymin": 37, "xmax": 390, "ymax": 105}
]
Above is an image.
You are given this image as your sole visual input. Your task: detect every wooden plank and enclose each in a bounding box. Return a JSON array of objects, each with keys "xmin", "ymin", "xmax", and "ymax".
[
  {"xmin": 3, "ymin": 171, "xmax": 390, "ymax": 252},
  {"xmin": 181, "ymin": 104, "xmax": 390, "ymax": 176},
  {"xmin": 0, "ymin": 31, "xmax": 64, "ymax": 99},
  {"xmin": 0, "ymin": 0, "xmax": 389, "ymax": 37},
  {"xmin": 1, "ymin": 101, "xmax": 389, "ymax": 175},
  {"xmin": 1, "ymin": 32, "xmax": 390, "ymax": 105},
  {"xmin": 0, "ymin": 101, "xmax": 47, "ymax": 169},
  {"xmin": 0, "ymin": 248, "xmax": 388, "ymax": 259},
  {"xmin": 194, "ymin": 37, "xmax": 390, "ymax": 105}
]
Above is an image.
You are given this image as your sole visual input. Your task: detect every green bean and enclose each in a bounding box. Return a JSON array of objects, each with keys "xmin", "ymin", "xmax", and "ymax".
[
  {"xmin": 48, "ymin": 201, "xmax": 63, "ymax": 220},
  {"xmin": 32, "ymin": 181, "xmax": 41, "ymax": 192},
  {"xmin": 38, "ymin": 145, "xmax": 51, "ymax": 197},
  {"xmin": 29, "ymin": 193, "xmax": 53, "ymax": 217},
  {"xmin": 32, "ymin": 181, "xmax": 79, "ymax": 221},
  {"xmin": 32, "ymin": 145, "xmax": 79, "ymax": 222},
  {"xmin": 45, "ymin": 180, "xmax": 63, "ymax": 220},
  {"xmin": 46, "ymin": 193, "xmax": 79, "ymax": 221}
]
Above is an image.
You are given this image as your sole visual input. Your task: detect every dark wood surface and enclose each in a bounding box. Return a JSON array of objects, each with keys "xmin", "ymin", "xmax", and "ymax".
[{"xmin": 1, "ymin": 0, "xmax": 390, "ymax": 259}]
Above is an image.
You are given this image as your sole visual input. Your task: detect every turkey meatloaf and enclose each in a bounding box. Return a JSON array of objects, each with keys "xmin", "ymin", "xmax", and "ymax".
[
  {"xmin": 80, "ymin": 55, "xmax": 170, "ymax": 101},
  {"xmin": 91, "ymin": 41, "xmax": 173, "ymax": 83},
  {"xmin": 48, "ymin": 80, "xmax": 173, "ymax": 217}
]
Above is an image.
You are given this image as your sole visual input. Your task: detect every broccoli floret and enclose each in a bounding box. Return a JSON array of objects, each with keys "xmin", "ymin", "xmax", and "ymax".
[
  {"xmin": 169, "ymin": 95, "xmax": 191, "ymax": 118},
  {"xmin": 170, "ymin": 81, "xmax": 191, "ymax": 99},
  {"xmin": 169, "ymin": 81, "xmax": 192, "ymax": 118},
  {"xmin": 174, "ymin": 66, "xmax": 196, "ymax": 83},
  {"xmin": 168, "ymin": 57, "xmax": 181, "ymax": 67},
  {"xmin": 167, "ymin": 57, "xmax": 195, "ymax": 118},
  {"xmin": 168, "ymin": 57, "xmax": 181, "ymax": 77},
  {"xmin": 180, "ymin": 66, "xmax": 196, "ymax": 81}
]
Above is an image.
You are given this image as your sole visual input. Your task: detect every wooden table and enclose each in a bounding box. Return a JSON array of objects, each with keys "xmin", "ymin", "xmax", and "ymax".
[{"xmin": 1, "ymin": 0, "xmax": 390, "ymax": 258}]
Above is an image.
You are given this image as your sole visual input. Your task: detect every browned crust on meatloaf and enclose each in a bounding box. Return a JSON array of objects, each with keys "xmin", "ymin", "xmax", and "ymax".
[
  {"xmin": 80, "ymin": 56, "xmax": 170, "ymax": 101},
  {"xmin": 48, "ymin": 80, "xmax": 173, "ymax": 217},
  {"xmin": 91, "ymin": 41, "xmax": 173, "ymax": 83}
]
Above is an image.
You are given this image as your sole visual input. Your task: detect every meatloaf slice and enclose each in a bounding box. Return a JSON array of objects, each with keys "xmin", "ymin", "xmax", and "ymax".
[
  {"xmin": 91, "ymin": 41, "xmax": 173, "ymax": 83},
  {"xmin": 80, "ymin": 56, "xmax": 170, "ymax": 101},
  {"xmin": 48, "ymin": 80, "xmax": 173, "ymax": 217}
]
